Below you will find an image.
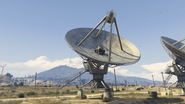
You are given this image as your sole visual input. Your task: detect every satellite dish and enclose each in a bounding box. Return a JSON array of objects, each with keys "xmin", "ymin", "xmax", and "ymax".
[
  {"xmin": 64, "ymin": 11, "xmax": 140, "ymax": 92},
  {"xmin": 160, "ymin": 36, "xmax": 185, "ymax": 89},
  {"xmin": 161, "ymin": 36, "xmax": 185, "ymax": 60},
  {"xmin": 65, "ymin": 29, "xmax": 140, "ymax": 66}
]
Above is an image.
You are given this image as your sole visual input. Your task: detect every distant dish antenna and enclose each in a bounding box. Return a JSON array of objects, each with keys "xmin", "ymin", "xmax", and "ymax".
[
  {"xmin": 0, "ymin": 64, "xmax": 7, "ymax": 75},
  {"xmin": 161, "ymin": 36, "xmax": 185, "ymax": 90},
  {"xmin": 64, "ymin": 11, "xmax": 140, "ymax": 98}
]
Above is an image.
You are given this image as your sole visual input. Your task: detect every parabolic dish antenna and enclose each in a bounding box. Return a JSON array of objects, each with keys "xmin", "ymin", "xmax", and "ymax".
[
  {"xmin": 64, "ymin": 11, "xmax": 141, "ymax": 90},
  {"xmin": 65, "ymin": 28, "xmax": 140, "ymax": 66},
  {"xmin": 161, "ymin": 36, "xmax": 185, "ymax": 89},
  {"xmin": 161, "ymin": 36, "xmax": 185, "ymax": 60},
  {"xmin": 63, "ymin": 11, "xmax": 141, "ymax": 97}
]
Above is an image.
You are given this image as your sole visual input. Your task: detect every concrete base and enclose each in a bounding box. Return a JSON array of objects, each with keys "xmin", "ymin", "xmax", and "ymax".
[
  {"xmin": 77, "ymin": 89, "xmax": 83, "ymax": 98},
  {"xmin": 168, "ymin": 89, "xmax": 173, "ymax": 95},
  {"xmin": 182, "ymin": 88, "xmax": 185, "ymax": 95},
  {"xmin": 103, "ymin": 89, "xmax": 112, "ymax": 98}
]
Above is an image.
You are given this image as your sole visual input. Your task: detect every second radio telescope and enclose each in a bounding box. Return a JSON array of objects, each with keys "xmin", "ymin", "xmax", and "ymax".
[
  {"xmin": 65, "ymin": 28, "xmax": 140, "ymax": 65},
  {"xmin": 161, "ymin": 36, "xmax": 185, "ymax": 60},
  {"xmin": 161, "ymin": 36, "xmax": 185, "ymax": 90}
]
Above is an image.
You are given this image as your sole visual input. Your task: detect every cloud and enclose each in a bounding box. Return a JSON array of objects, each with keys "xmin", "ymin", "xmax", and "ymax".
[
  {"xmin": 141, "ymin": 60, "xmax": 173, "ymax": 73},
  {"xmin": 141, "ymin": 60, "xmax": 177, "ymax": 82},
  {"xmin": 107, "ymin": 60, "xmax": 177, "ymax": 82},
  {"xmin": 0, "ymin": 56, "xmax": 177, "ymax": 83},
  {"xmin": 0, "ymin": 56, "xmax": 83, "ymax": 77},
  {"xmin": 108, "ymin": 66, "xmax": 150, "ymax": 80}
]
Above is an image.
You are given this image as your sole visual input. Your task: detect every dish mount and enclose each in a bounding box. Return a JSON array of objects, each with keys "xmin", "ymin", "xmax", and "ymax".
[
  {"xmin": 78, "ymin": 10, "xmax": 123, "ymax": 63},
  {"xmin": 64, "ymin": 11, "xmax": 140, "ymax": 98},
  {"xmin": 161, "ymin": 36, "xmax": 185, "ymax": 93},
  {"xmin": 77, "ymin": 11, "xmax": 123, "ymax": 89}
]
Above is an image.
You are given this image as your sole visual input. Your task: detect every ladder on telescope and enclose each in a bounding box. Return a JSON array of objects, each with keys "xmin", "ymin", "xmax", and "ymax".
[
  {"xmin": 60, "ymin": 61, "xmax": 89, "ymax": 89},
  {"xmin": 161, "ymin": 64, "xmax": 173, "ymax": 87},
  {"xmin": 163, "ymin": 74, "xmax": 172, "ymax": 85},
  {"xmin": 60, "ymin": 69, "xmax": 87, "ymax": 89}
]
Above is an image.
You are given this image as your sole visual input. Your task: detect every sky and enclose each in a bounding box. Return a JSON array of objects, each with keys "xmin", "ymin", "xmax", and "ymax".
[{"xmin": 0, "ymin": 0, "xmax": 185, "ymax": 82}]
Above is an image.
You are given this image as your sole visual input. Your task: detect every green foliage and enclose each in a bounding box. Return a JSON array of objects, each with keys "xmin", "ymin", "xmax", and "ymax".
[
  {"xmin": 136, "ymin": 87, "xmax": 144, "ymax": 91},
  {"xmin": 7, "ymin": 84, "xmax": 13, "ymax": 87},
  {"xmin": 149, "ymin": 91, "xmax": 157, "ymax": 98},
  {"xmin": 145, "ymin": 97, "xmax": 183, "ymax": 104},
  {"xmin": 40, "ymin": 91, "xmax": 58, "ymax": 95},
  {"xmin": 131, "ymin": 85, "xmax": 135, "ymax": 87},
  {"xmin": 0, "ymin": 92, "xmax": 7, "ymax": 96},
  {"xmin": 19, "ymin": 81, "xmax": 24, "ymax": 86},
  {"xmin": 140, "ymin": 87, "xmax": 144, "ymax": 89},
  {"xmin": 76, "ymin": 85, "xmax": 79, "ymax": 89},
  {"xmin": 41, "ymin": 89, "xmax": 46, "ymax": 94},
  {"xmin": 18, "ymin": 93, "xmax": 25, "ymax": 98},
  {"xmin": 45, "ymin": 91, "xmax": 55, "ymax": 95},
  {"xmin": 11, "ymin": 90, "xmax": 16, "ymax": 93},
  {"xmin": 122, "ymin": 88, "xmax": 125, "ymax": 90},
  {"xmin": 66, "ymin": 89, "xmax": 70, "ymax": 94},
  {"xmin": 3, "ymin": 100, "xmax": 23, "ymax": 104},
  {"xmin": 114, "ymin": 93, "xmax": 148, "ymax": 98},
  {"xmin": 14, "ymin": 82, "xmax": 18, "ymax": 86},
  {"xmin": 5, "ymin": 73, "xmax": 13, "ymax": 78},
  {"xmin": 44, "ymin": 85, "xmax": 47, "ymax": 87},
  {"xmin": 91, "ymin": 90, "xmax": 94, "ymax": 93},
  {"xmin": 26, "ymin": 91, "xmax": 36, "ymax": 95},
  {"xmin": 115, "ymin": 89, "xmax": 120, "ymax": 92},
  {"xmin": 61, "ymin": 90, "xmax": 77, "ymax": 94},
  {"xmin": 81, "ymin": 95, "xmax": 87, "ymax": 99},
  {"xmin": 55, "ymin": 91, "xmax": 59, "ymax": 94}
]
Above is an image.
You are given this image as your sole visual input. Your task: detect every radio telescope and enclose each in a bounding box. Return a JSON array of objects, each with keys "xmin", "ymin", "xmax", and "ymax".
[
  {"xmin": 161, "ymin": 36, "xmax": 185, "ymax": 93},
  {"xmin": 64, "ymin": 11, "xmax": 140, "ymax": 98}
]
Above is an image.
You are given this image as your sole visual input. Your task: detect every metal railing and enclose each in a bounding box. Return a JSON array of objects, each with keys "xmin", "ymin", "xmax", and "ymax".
[{"xmin": 60, "ymin": 69, "xmax": 87, "ymax": 89}]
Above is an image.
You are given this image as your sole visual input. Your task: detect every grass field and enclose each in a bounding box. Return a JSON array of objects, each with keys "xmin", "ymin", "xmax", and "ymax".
[{"xmin": 0, "ymin": 85, "xmax": 185, "ymax": 104}]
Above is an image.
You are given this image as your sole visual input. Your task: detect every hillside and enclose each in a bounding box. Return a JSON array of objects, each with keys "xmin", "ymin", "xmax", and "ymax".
[
  {"xmin": 0, "ymin": 75, "xmax": 13, "ymax": 84},
  {"xmin": 36, "ymin": 65, "xmax": 161, "ymax": 85}
]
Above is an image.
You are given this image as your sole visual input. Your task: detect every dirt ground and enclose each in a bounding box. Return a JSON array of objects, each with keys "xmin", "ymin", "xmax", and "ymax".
[
  {"xmin": 1, "ymin": 85, "xmax": 185, "ymax": 104},
  {"xmin": 2, "ymin": 92, "xmax": 185, "ymax": 104}
]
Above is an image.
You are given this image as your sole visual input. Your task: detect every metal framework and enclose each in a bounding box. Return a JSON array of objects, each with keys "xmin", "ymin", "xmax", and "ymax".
[
  {"xmin": 161, "ymin": 37, "xmax": 185, "ymax": 89},
  {"xmin": 77, "ymin": 11, "xmax": 123, "ymax": 62}
]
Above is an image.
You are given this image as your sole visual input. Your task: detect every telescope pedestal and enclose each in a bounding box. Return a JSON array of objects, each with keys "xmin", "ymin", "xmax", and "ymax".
[
  {"xmin": 77, "ymin": 89, "xmax": 83, "ymax": 98},
  {"xmin": 83, "ymin": 59, "xmax": 110, "ymax": 89},
  {"xmin": 168, "ymin": 89, "xmax": 173, "ymax": 95},
  {"xmin": 182, "ymin": 88, "xmax": 185, "ymax": 95},
  {"xmin": 103, "ymin": 88, "xmax": 113, "ymax": 99},
  {"xmin": 77, "ymin": 59, "xmax": 112, "ymax": 99}
]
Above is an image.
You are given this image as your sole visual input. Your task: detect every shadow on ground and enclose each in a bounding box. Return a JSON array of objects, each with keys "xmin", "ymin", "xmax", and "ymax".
[
  {"xmin": 88, "ymin": 97, "xmax": 102, "ymax": 100},
  {"xmin": 108, "ymin": 97, "xmax": 184, "ymax": 104}
]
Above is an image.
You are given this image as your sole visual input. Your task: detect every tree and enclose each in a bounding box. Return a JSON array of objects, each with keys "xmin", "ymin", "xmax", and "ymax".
[
  {"xmin": 5, "ymin": 73, "xmax": 13, "ymax": 78},
  {"xmin": 14, "ymin": 82, "xmax": 18, "ymax": 86},
  {"xmin": 19, "ymin": 81, "xmax": 24, "ymax": 86}
]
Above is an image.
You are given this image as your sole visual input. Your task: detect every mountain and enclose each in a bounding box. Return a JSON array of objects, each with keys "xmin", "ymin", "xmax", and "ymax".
[
  {"xmin": 37, "ymin": 65, "xmax": 82, "ymax": 78},
  {"xmin": 0, "ymin": 75, "xmax": 13, "ymax": 84},
  {"xmin": 36, "ymin": 65, "xmax": 161, "ymax": 85}
]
